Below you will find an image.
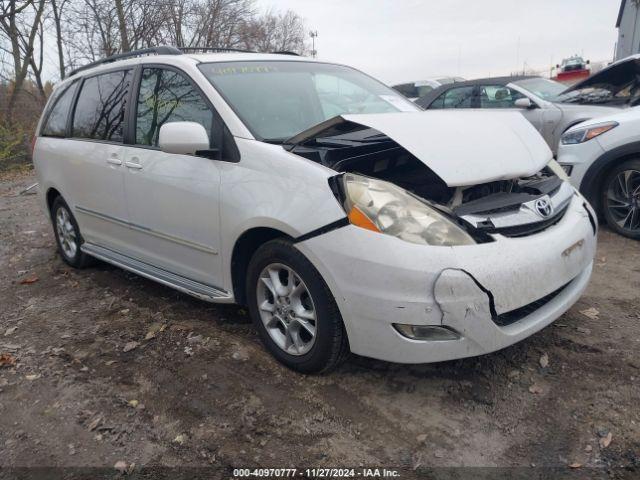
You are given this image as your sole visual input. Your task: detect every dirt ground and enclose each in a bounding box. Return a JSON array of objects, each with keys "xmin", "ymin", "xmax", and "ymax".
[{"xmin": 1, "ymin": 172, "xmax": 639, "ymax": 479}]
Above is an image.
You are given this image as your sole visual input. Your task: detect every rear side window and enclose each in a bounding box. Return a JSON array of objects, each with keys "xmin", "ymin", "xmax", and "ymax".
[
  {"xmin": 393, "ymin": 83, "xmax": 419, "ymax": 98},
  {"xmin": 41, "ymin": 82, "xmax": 78, "ymax": 137},
  {"xmin": 135, "ymin": 67, "xmax": 214, "ymax": 147},
  {"xmin": 72, "ymin": 70, "xmax": 132, "ymax": 141},
  {"xmin": 430, "ymin": 86, "xmax": 475, "ymax": 109}
]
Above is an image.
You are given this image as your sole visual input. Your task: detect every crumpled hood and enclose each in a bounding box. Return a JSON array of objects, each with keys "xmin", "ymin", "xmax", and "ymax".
[{"xmin": 336, "ymin": 111, "xmax": 552, "ymax": 186}]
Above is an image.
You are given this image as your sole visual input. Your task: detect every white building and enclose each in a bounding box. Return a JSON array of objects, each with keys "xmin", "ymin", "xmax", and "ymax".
[{"xmin": 616, "ymin": 0, "xmax": 640, "ymax": 60}]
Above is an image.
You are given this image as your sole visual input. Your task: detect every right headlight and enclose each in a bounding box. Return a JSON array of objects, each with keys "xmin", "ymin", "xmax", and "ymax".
[
  {"xmin": 340, "ymin": 173, "xmax": 475, "ymax": 246},
  {"xmin": 561, "ymin": 121, "xmax": 618, "ymax": 145}
]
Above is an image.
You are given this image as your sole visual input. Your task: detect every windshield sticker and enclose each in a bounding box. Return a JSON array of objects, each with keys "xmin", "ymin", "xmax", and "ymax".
[
  {"xmin": 379, "ymin": 95, "xmax": 416, "ymax": 112},
  {"xmin": 208, "ymin": 65, "xmax": 280, "ymax": 76}
]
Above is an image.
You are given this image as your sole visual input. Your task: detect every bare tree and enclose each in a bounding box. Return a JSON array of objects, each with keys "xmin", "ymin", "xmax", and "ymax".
[
  {"xmin": 0, "ymin": 0, "xmax": 31, "ymax": 20},
  {"xmin": 56, "ymin": 0, "xmax": 308, "ymax": 72},
  {"xmin": 27, "ymin": 9, "xmax": 45, "ymax": 98},
  {"xmin": 240, "ymin": 9, "xmax": 307, "ymax": 53},
  {"xmin": 0, "ymin": 0, "xmax": 46, "ymax": 119},
  {"xmin": 114, "ymin": 0, "xmax": 129, "ymax": 52},
  {"xmin": 50, "ymin": 0, "xmax": 68, "ymax": 78}
]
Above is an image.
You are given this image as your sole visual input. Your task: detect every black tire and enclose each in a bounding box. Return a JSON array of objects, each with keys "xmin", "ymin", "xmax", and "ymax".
[
  {"xmin": 50, "ymin": 196, "xmax": 95, "ymax": 268},
  {"xmin": 601, "ymin": 159, "xmax": 640, "ymax": 240},
  {"xmin": 245, "ymin": 239, "xmax": 349, "ymax": 374}
]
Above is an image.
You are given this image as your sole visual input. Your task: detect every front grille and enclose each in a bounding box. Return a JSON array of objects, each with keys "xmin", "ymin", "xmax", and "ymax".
[
  {"xmin": 487, "ymin": 205, "xmax": 569, "ymax": 238},
  {"xmin": 493, "ymin": 281, "xmax": 571, "ymax": 327}
]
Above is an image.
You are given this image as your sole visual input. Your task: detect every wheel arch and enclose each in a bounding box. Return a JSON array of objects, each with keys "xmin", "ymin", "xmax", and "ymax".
[
  {"xmin": 579, "ymin": 141, "xmax": 640, "ymax": 213},
  {"xmin": 230, "ymin": 227, "xmax": 295, "ymax": 306},
  {"xmin": 46, "ymin": 187, "xmax": 62, "ymax": 213}
]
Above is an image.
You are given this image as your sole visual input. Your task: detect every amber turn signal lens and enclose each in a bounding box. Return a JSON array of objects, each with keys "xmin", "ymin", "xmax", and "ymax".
[
  {"xmin": 584, "ymin": 124, "xmax": 617, "ymax": 141},
  {"xmin": 347, "ymin": 206, "xmax": 381, "ymax": 233}
]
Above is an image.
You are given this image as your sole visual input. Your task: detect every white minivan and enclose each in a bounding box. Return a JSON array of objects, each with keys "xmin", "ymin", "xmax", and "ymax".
[{"xmin": 34, "ymin": 47, "xmax": 597, "ymax": 373}]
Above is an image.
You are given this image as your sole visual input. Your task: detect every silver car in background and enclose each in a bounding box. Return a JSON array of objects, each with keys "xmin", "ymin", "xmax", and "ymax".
[{"xmin": 417, "ymin": 76, "xmax": 620, "ymax": 154}]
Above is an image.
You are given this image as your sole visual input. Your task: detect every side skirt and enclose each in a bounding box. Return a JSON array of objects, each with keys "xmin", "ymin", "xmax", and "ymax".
[{"xmin": 81, "ymin": 243, "xmax": 234, "ymax": 304}]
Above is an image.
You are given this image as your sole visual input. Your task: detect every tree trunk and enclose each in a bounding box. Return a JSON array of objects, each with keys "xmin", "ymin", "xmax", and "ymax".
[
  {"xmin": 2, "ymin": 0, "xmax": 46, "ymax": 120},
  {"xmin": 51, "ymin": 0, "xmax": 66, "ymax": 79},
  {"xmin": 114, "ymin": 0, "xmax": 129, "ymax": 52}
]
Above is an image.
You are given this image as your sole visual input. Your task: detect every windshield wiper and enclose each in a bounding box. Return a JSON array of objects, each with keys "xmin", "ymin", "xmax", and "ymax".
[{"xmin": 263, "ymin": 137, "xmax": 287, "ymax": 145}]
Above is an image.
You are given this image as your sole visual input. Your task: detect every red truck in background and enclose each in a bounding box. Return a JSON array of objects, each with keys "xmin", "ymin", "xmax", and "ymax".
[{"xmin": 553, "ymin": 55, "xmax": 591, "ymax": 85}]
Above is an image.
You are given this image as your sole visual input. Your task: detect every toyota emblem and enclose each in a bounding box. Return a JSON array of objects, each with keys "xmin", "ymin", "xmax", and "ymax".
[{"xmin": 534, "ymin": 198, "xmax": 553, "ymax": 218}]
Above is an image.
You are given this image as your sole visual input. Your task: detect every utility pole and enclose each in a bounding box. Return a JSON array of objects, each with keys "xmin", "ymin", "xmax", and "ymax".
[{"xmin": 310, "ymin": 31, "xmax": 318, "ymax": 58}]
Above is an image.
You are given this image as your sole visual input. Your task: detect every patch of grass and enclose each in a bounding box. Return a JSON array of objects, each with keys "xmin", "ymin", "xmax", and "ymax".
[
  {"xmin": 0, "ymin": 162, "xmax": 34, "ymax": 181},
  {"xmin": 0, "ymin": 121, "xmax": 32, "ymax": 172}
]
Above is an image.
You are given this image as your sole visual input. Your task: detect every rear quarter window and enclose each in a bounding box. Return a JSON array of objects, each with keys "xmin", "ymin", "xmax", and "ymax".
[{"xmin": 41, "ymin": 82, "xmax": 79, "ymax": 137}]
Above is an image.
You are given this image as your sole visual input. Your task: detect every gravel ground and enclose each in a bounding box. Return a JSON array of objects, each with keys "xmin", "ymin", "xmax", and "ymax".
[{"xmin": 1, "ymin": 172, "xmax": 639, "ymax": 479}]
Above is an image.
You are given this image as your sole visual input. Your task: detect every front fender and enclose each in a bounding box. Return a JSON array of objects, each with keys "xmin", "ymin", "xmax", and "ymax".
[{"xmin": 218, "ymin": 138, "xmax": 346, "ymax": 291}]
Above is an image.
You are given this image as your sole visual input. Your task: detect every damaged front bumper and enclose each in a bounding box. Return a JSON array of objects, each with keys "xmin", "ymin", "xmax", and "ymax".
[{"xmin": 296, "ymin": 195, "xmax": 596, "ymax": 364}]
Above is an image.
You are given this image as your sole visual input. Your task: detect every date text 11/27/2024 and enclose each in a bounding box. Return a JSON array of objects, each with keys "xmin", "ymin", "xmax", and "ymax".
[{"xmin": 233, "ymin": 468, "xmax": 401, "ymax": 478}]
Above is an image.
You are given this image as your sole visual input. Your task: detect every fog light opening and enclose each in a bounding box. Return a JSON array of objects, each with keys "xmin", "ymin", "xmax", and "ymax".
[
  {"xmin": 393, "ymin": 324, "xmax": 461, "ymax": 341},
  {"xmin": 559, "ymin": 163, "xmax": 574, "ymax": 176}
]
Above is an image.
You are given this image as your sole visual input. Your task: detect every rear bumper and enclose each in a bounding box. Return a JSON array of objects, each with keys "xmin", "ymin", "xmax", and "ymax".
[{"xmin": 297, "ymin": 195, "xmax": 596, "ymax": 364}]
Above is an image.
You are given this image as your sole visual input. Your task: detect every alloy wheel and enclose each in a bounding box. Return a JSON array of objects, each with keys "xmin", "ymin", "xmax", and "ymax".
[
  {"xmin": 606, "ymin": 169, "xmax": 640, "ymax": 234},
  {"xmin": 256, "ymin": 263, "xmax": 317, "ymax": 356},
  {"xmin": 55, "ymin": 206, "xmax": 78, "ymax": 259}
]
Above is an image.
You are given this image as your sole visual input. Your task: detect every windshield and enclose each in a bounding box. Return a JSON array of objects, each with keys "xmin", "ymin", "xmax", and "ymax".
[
  {"xmin": 199, "ymin": 61, "xmax": 418, "ymax": 142},
  {"xmin": 513, "ymin": 78, "xmax": 566, "ymax": 101}
]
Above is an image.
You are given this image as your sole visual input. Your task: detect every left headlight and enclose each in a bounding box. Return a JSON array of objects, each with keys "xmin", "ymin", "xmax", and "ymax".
[
  {"xmin": 340, "ymin": 173, "xmax": 475, "ymax": 246},
  {"xmin": 561, "ymin": 121, "xmax": 618, "ymax": 145}
]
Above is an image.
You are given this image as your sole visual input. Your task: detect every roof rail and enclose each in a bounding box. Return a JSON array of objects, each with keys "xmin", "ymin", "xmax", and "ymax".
[
  {"xmin": 180, "ymin": 46, "xmax": 300, "ymax": 56},
  {"xmin": 179, "ymin": 47, "xmax": 256, "ymax": 54},
  {"xmin": 69, "ymin": 45, "xmax": 182, "ymax": 77}
]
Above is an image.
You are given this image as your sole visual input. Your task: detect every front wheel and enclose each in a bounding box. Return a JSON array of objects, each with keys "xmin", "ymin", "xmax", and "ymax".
[
  {"xmin": 601, "ymin": 160, "xmax": 640, "ymax": 239},
  {"xmin": 245, "ymin": 239, "xmax": 349, "ymax": 373}
]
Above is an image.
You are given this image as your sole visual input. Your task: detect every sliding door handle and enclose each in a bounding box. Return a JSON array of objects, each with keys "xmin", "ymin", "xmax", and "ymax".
[{"xmin": 125, "ymin": 161, "xmax": 143, "ymax": 170}]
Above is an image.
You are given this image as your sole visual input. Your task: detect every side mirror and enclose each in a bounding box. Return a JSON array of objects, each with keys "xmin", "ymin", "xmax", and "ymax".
[
  {"xmin": 159, "ymin": 122, "xmax": 210, "ymax": 156},
  {"xmin": 514, "ymin": 97, "xmax": 533, "ymax": 109}
]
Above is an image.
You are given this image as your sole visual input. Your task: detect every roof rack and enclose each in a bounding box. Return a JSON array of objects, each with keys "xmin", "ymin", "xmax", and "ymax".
[
  {"xmin": 68, "ymin": 45, "xmax": 302, "ymax": 77},
  {"xmin": 179, "ymin": 47, "xmax": 256, "ymax": 54},
  {"xmin": 68, "ymin": 45, "xmax": 182, "ymax": 77}
]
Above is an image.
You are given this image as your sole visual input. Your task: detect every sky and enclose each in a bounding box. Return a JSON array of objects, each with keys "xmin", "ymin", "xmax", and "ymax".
[{"xmin": 258, "ymin": 0, "xmax": 621, "ymax": 85}]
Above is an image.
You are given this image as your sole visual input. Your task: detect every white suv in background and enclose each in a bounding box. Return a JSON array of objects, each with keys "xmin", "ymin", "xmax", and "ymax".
[
  {"xmin": 34, "ymin": 47, "xmax": 597, "ymax": 373},
  {"xmin": 558, "ymin": 107, "xmax": 640, "ymax": 239}
]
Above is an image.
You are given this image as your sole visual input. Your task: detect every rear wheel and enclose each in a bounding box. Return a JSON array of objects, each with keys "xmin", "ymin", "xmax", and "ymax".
[
  {"xmin": 51, "ymin": 196, "xmax": 94, "ymax": 268},
  {"xmin": 601, "ymin": 160, "xmax": 640, "ymax": 239},
  {"xmin": 246, "ymin": 239, "xmax": 349, "ymax": 373}
]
